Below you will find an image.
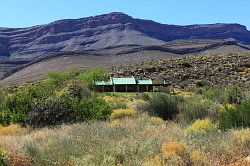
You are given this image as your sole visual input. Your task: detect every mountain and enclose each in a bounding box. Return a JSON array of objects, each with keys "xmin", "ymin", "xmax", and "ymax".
[
  {"xmin": 0, "ymin": 12, "xmax": 250, "ymax": 85},
  {"xmin": 1, "ymin": 12, "xmax": 250, "ymax": 58}
]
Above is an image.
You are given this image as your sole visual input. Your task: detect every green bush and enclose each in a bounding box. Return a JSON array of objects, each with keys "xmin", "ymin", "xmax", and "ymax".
[
  {"xmin": 0, "ymin": 89, "xmax": 6, "ymax": 109},
  {"xmin": 47, "ymin": 68, "xmax": 79, "ymax": 86},
  {"xmin": 0, "ymin": 147, "xmax": 6, "ymax": 166},
  {"xmin": 181, "ymin": 60, "xmax": 192, "ymax": 68},
  {"xmin": 0, "ymin": 89, "xmax": 7, "ymax": 125},
  {"xmin": 140, "ymin": 93, "xmax": 180, "ymax": 120},
  {"xmin": 0, "ymin": 68, "xmax": 112, "ymax": 127},
  {"xmin": 178, "ymin": 95, "xmax": 219, "ymax": 123},
  {"xmin": 203, "ymin": 86, "xmax": 245, "ymax": 104},
  {"xmin": 28, "ymin": 96, "xmax": 111, "ymax": 128},
  {"xmin": 0, "ymin": 82, "xmax": 56, "ymax": 126},
  {"xmin": 137, "ymin": 93, "xmax": 151, "ymax": 101},
  {"xmin": 2, "ymin": 91, "xmax": 33, "ymax": 126},
  {"xmin": 110, "ymin": 102, "xmax": 127, "ymax": 110},
  {"xmin": 64, "ymin": 79, "xmax": 91, "ymax": 99},
  {"xmin": 225, "ymin": 85, "xmax": 245, "ymax": 105},
  {"xmin": 78, "ymin": 67, "xmax": 109, "ymax": 89},
  {"xmin": 219, "ymin": 99, "xmax": 250, "ymax": 130},
  {"xmin": 203, "ymin": 87, "xmax": 227, "ymax": 103}
]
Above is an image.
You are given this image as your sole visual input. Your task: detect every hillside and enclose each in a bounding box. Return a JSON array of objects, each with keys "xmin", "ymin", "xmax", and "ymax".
[
  {"xmin": 111, "ymin": 52, "xmax": 250, "ymax": 89},
  {"xmin": 1, "ymin": 39, "xmax": 250, "ymax": 85}
]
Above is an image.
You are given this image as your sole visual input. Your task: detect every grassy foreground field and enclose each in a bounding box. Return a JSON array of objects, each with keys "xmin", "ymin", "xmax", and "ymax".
[
  {"xmin": 0, "ymin": 112, "xmax": 249, "ymax": 166},
  {"xmin": 0, "ymin": 68, "xmax": 249, "ymax": 166}
]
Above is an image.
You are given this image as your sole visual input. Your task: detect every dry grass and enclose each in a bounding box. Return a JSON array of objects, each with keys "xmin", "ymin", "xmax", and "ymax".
[
  {"xmin": 0, "ymin": 124, "xmax": 26, "ymax": 136},
  {"xmin": 0, "ymin": 110, "xmax": 250, "ymax": 166},
  {"xmin": 110, "ymin": 108, "xmax": 137, "ymax": 120},
  {"xmin": 0, "ymin": 115, "xmax": 249, "ymax": 166},
  {"xmin": 174, "ymin": 88, "xmax": 194, "ymax": 97}
]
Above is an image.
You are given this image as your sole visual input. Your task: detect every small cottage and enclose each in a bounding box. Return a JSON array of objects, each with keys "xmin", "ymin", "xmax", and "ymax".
[{"xmin": 94, "ymin": 77, "xmax": 167, "ymax": 92}]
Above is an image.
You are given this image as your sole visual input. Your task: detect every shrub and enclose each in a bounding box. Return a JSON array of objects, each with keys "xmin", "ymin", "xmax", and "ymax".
[
  {"xmin": 203, "ymin": 87, "xmax": 227, "ymax": 103},
  {"xmin": 28, "ymin": 96, "xmax": 70, "ymax": 128},
  {"xmin": 110, "ymin": 109, "xmax": 137, "ymax": 120},
  {"xmin": 161, "ymin": 141, "xmax": 187, "ymax": 156},
  {"xmin": 0, "ymin": 147, "xmax": 6, "ymax": 166},
  {"xmin": 137, "ymin": 93, "xmax": 151, "ymax": 101},
  {"xmin": 204, "ymin": 86, "xmax": 246, "ymax": 104},
  {"xmin": 110, "ymin": 102, "xmax": 127, "ymax": 110},
  {"xmin": 140, "ymin": 93, "xmax": 180, "ymax": 120},
  {"xmin": 0, "ymin": 82, "xmax": 58, "ymax": 126},
  {"xmin": 185, "ymin": 119, "xmax": 218, "ymax": 135},
  {"xmin": 230, "ymin": 128, "xmax": 250, "ymax": 148},
  {"xmin": 190, "ymin": 150, "xmax": 208, "ymax": 165},
  {"xmin": 28, "ymin": 96, "xmax": 111, "ymax": 128},
  {"xmin": 64, "ymin": 79, "xmax": 91, "ymax": 99},
  {"xmin": 225, "ymin": 85, "xmax": 245, "ymax": 105},
  {"xmin": 178, "ymin": 95, "xmax": 219, "ymax": 123},
  {"xmin": 78, "ymin": 67, "xmax": 109, "ymax": 89},
  {"xmin": 47, "ymin": 68, "xmax": 79, "ymax": 86},
  {"xmin": 150, "ymin": 117, "xmax": 165, "ymax": 125},
  {"xmin": 3, "ymin": 147, "xmax": 32, "ymax": 166},
  {"xmin": 180, "ymin": 60, "xmax": 192, "ymax": 68},
  {"xmin": 219, "ymin": 99, "xmax": 250, "ymax": 130},
  {"xmin": 195, "ymin": 80, "xmax": 204, "ymax": 87},
  {"xmin": 25, "ymin": 81, "xmax": 55, "ymax": 100},
  {"xmin": 218, "ymin": 103, "xmax": 236, "ymax": 111},
  {"xmin": 2, "ymin": 91, "xmax": 33, "ymax": 125},
  {"xmin": 174, "ymin": 88, "xmax": 194, "ymax": 97},
  {"xmin": 0, "ymin": 89, "xmax": 6, "ymax": 109},
  {"xmin": 143, "ymin": 155, "xmax": 162, "ymax": 166},
  {"xmin": 161, "ymin": 141, "xmax": 189, "ymax": 165}
]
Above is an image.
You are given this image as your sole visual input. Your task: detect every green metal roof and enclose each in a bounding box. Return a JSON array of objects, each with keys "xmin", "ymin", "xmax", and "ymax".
[
  {"xmin": 112, "ymin": 77, "xmax": 136, "ymax": 85},
  {"xmin": 95, "ymin": 77, "xmax": 154, "ymax": 85},
  {"xmin": 137, "ymin": 79, "xmax": 153, "ymax": 85},
  {"xmin": 95, "ymin": 80, "xmax": 113, "ymax": 86}
]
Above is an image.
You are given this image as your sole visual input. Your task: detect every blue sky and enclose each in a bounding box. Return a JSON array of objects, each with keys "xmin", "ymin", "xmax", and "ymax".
[{"xmin": 0, "ymin": 0, "xmax": 249, "ymax": 29}]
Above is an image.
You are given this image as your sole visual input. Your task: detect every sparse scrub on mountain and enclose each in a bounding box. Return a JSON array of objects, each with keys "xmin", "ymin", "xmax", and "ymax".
[
  {"xmin": 180, "ymin": 60, "xmax": 192, "ymax": 68},
  {"xmin": 111, "ymin": 52, "xmax": 250, "ymax": 89}
]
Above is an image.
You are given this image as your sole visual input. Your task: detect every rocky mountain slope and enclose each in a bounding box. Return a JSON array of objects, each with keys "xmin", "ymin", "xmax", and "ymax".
[
  {"xmin": 1, "ymin": 12, "xmax": 250, "ymax": 58},
  {"xmin": 111, "ymin": 52, "xmax": 250, "ymax": 89}
]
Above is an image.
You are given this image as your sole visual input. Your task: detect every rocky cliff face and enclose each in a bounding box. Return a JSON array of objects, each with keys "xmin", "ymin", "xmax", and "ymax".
[{"xmin": 0, "ymin": 12, "xmax": 250, "ymax": 58}]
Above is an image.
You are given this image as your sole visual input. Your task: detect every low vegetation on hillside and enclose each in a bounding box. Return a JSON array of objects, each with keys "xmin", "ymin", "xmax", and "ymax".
[
  {"xmin": 111, "ymin": 52, "xmax": 250, "ymax": 89},
  {"xmin": 0, "ymin": 68, "xmax": 249, "ymax": 166}
]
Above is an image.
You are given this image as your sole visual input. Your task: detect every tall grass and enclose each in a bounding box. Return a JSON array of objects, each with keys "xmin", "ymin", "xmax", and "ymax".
[{"xmin": 0, "ymin": 114, "xmax": 249, "ymax": 166}]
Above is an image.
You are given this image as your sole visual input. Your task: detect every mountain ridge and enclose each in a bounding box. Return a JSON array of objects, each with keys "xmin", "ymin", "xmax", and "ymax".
[{"xmin": 1, "ymin": 12, "xmax": 250, "ymax": 58}]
